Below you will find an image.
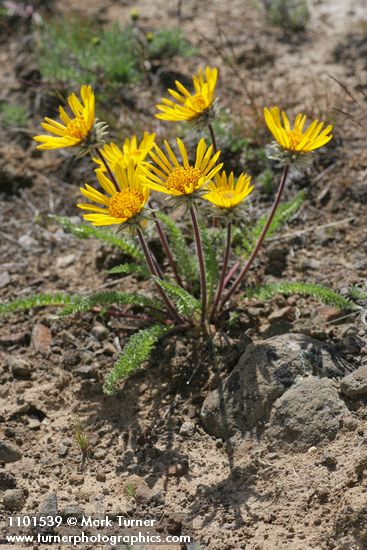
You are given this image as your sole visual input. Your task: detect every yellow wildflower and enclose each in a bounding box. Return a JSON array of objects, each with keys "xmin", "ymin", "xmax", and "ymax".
[
  {"xmin": 33, "ymin": 85, "xmax": 97, "ymax": 151},
  {"xmin": 94, "ymin": 132, "xmax": 155, "ymax": 172},
  {"xmin": 77, "ymin": 161, "xmax": 149, "ymax": 227},
  {"xmin": 203, "ymin": 171, "xmax": 254, "ymax": 210},
  {"xmin": 264, "ymin": 107, "xmax": 333, "ymax": 153},
  {"xmin": 141, "ymin": 138, "xmax": 223, "ymax": 197},
  {"xmin": 155, "ymin": 67, "xmax": 218, "ymax": 123}
]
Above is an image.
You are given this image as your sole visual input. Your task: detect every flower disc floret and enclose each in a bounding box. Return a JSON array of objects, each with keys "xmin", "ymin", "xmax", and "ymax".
[
  {"xmin": 155, "ymin": 67, "xmax": 218, "ymax": 122},
  {"xmin": 33, "ymin": 85, "xmax": 96, "ymax": 150},
  {"xmin": 77, "ymin": 161, "xmax": 149, "ymax": 227},
  {"xmin": 264, "ymin": 106, "xmax": 333, "ymax": 153},
  {"xmin": 141, "ymin": 138, "xmax": 223, "ymax": 198}
]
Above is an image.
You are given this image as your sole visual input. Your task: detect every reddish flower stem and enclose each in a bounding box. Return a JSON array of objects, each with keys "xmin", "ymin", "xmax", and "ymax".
[
  {"xmin": 210, "ymin": 221, "xmax": 231, "ymax": 321},
  {"xmin": 189, "ymin": 206, "xmax": 207, "ymax": 328},
  {"xmin": 136, "ymin": 227, "xmax": 184, "ymax": 324},
  {"xmin": 151, "ymin": 211, "xmax": 184, "ymax": 287},
  {"xmin": 220, "ymin": 165, "xmax": 290, "ymax": 309},
  {"xmin": 208, "ymin": 123, "xmax": 217, "ymax": 153},
  {"xmin": 94, "ymin": 146, "xmax": 120, "ymax": 190}
]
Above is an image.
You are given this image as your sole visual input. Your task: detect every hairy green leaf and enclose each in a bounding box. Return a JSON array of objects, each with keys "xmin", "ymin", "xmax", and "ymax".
[
  {"xmin": 0, "ymin": 293, "xmax": 70, "ymax": 316},
  {"xmin": 348, "ymin": 286, "xmax": 367, "ymax": 301},
  {"xmin": 247, "ymin": 282, "xmax": 358, "ymax": 311},
  {"xmin": 103, "ymin": 324, "xmax": 167, "ymax": 394},
  {"xmin": 199, "ymin": 222, "xmax": 219, "ymax": 304},
  {"xmin": 108, "ymin": 263, "xmax": 149, "ymax": 277},
  {"xmin": 156, "ymin": 212, "xmax": 198, "ymax": 285},
  {"xmin": 154, "ymin": 278, "xmax": 200, "ymax": 317},
  {"xmin": 54, "ymin": 216, "xmax": 144, "ymax": 262},
  {"xmin": 58, "ymin": 291, "xmax": 162, "ymax": 317}
]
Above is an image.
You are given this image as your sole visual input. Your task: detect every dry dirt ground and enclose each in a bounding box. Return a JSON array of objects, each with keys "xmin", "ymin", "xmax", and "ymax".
[{"xmin": 1, "ymin": 0, "xmax": 367, "ymax": 549}]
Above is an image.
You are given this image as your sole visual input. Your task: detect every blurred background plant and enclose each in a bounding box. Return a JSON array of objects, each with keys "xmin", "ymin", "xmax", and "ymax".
[
  {"xmin": 0, "ymin": 101, "xmax": 29, "ymax": 129},
  {"xmin": 262, "ymin": 0, "xmax": 310, "ymax": 33},
  {"xmin": 34, "ymin": 14, "xmax": 196, "ymax": 94}
]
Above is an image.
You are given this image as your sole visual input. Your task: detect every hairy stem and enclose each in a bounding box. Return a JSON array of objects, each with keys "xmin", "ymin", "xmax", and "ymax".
[
  {"xmin": 220, "ymin": 165, "xmax": 290, "ymax": 309},
  {"xmin": 211, "ymin": 221, "xmax": 231, "ymax": 320},
  {"xmin": 189, "ymin": 206, "xmax": 207, "ymax": 327},
  {"xmin": 152, "ymin": 211, "xmax": 184, "ymax": 287},
  {"xmin": 208, "ymin": 123, "xmax": 217, "ymax": 153},
  {"xmin": 136, "ymin": 228, "xmax": 183, "ymax": 324}
]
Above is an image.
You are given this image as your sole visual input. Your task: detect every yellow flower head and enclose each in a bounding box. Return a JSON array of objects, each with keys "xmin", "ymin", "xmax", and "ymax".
[
  {"xmin": 77, "ymin": 161, "xmax": 149, "ymax": 227},
  {"xmin": 33, "ymin": 85, "xmax": 96, "ymax": 150},
  {"xmin": 94, "ymin": 132, "xmax": 156, "ymax": 172},
  {"xmin": 203, "ymin": 171, "xmax": 254, "ymax": 210},
  {"xmin": 155, "ymin": 67, "xmax": 218, "ymax": 123},
  {"xmin": 141, "ymin": 138, "xmax": 223, "ymax": 198},
  {"xmin": 264, "ymin": 107, "xmax": 333, "ymax": 153}
]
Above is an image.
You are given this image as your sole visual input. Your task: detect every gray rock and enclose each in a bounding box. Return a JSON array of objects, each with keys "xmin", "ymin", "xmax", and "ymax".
[
  {"xmin": 7, "ymin": 356, "xmax": 31, "ymax": 378},
  {"xmin": 340, "ymin": 366, "xmax": 367, "ymax": 398},
  {"xmin": 3, "ymin": 489, "xmax": 26, "ymax": 511},
  {"xmin": 179, "ymin": 421, "xmax": 196, "ymax": 437},
  {"xmin": 35, "ymin": 493, "xmax": 58, "ymax": 535},
  {"xmin": 266, "ymin": 377, "xmax": 349, "ymax": 451},
  {"xmin": 200, "ymin": 334, "xmax": 351, "ymax": 439},
  {"xmin": 0, "ymin": 471, "xmax": 16, "ymax": 490},
  {"xmin": 0, "ymin": 441, "xmax": 22, "ymax": 463},
  {"xmin": 38, "ymin": 493, "xmax": 58, "ymax": 516}
]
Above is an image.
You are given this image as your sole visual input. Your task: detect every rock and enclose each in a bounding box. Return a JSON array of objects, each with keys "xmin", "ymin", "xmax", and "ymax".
[
  {"xmin": 179, "ymin": 421, "xmax": 196, "ymax": 437},
  {"xmin": 123, "ymin": 475, "xmax": 148, "ymax": 494},
  {"xmin": 56, "ymin": 254, "xmax": 75, "ymax": 269},
  {"xmin": 201, "ymin": 334, "xmax": 351, "ymax": 439},
  {"xmin": 58, "ymin": 443, "xmax": 68, "ymax": 458},
  {"xmin": 166, "ymin": 460, "xmax": 189, "ymax": 477},
  {"xmin": 93, "ymin": 448, "xmax": 106, "ymax": 460},
  {"xmin": 7, "ymin": 356, "xmax": 31, "ymax": 378},
  {"xmin": 69, "ymin": 475, "xmax": 84, "ymax": 486},
  {"xmin": 266, "ymin": 377, "xmax": 349, "ymax": 451},
  {"xmin": 268, "ymin": 306, "xmax": 295, "ymax": 323},
  {"xmin": 0, "ymin": 471, "xmax": 16, "ymax": 490},
  {"xmin": 0, "ymin": 271, "xmax": 10, "ymax": 288},
  {"xmin": 3, "ymin": 489, "xmax": 26, "ymax": 511},
  {"xmin": 36, "ymin": 493, "xmax": 58, "ymax": 535},
  {"xmin": 134, "ymin": 485, "xmax": 154, "ymax": 503},
  {"xmin": 96, "ymin": 472, "xmax": 106, "ymax": 482},
  {"xmin": 0, "ymin": 441, "xmax": 22, "ymax": 463},
  {"xmin": 31, "ymin": 324, "xmax": 52, "ymax": 354},
  {"xmin": 91, "ymin": 324, "xmax": 109, "ymax": 341},
  {"xmin": 60, "ymin": 504, "xmax": 84, "ymax": 518},
  {"xmin": 39, "ymin": 493, "xmax": 58, "ymax": 516},
  {"xmin": 18, "ymin": 234, "xmax": 38, "ymax": 250},
  {"xmin": 0, "ymin": 331, "xmax": 29, "ymax": 347},
  {"xmin": 340, "ymin": 367, "xmax": 367, "ymax": 398}
]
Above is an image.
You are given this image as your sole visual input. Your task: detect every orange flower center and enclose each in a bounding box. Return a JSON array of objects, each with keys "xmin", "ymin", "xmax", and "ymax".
[
  {"xmin": 108, "ymin": 190, "xmax": 145, "ymax": 220},
  {"xmin": 185, "ymin": 93, "xmax": 207, "ymax": 114},
  {"xmin": 286, "ymin": 130, "xmax": 304, "ymax": 150},
  {"xmin": 66, "ymin": 116, "xmax": 89, "ymax": 141},
  {"xmin": 166, "ymin": 167, "xmax": 202, "ymax": 195}
]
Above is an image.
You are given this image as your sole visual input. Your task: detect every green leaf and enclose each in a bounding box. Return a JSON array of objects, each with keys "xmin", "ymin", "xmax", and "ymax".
[
  {"xmin": 0, "ymin": 293, "xmax": 70, "ymax": 316},
  {"xmin": 247, "ymin": 282, "xmax": 358, "ymax": 311},
  {"xmin": 108, "ymin": 263, "xmax": 148, "ymax": 277},
  {"xmin": 154, "ymin": 278, "xmax": 200, "ymax": 317},
  {"xmin": 54, "ymin": 216, "xmax": 144, "ymax": 263},
  {"xmin": 199, "ymin": 222, "xmax": 219, "ymax": 304},
  {"xmin": 156, "ymin": 212, "xmax": 198, "ymax": 285},
  {"xmin": 58, "ymin": 291, "xmax": 162, "ymax": 317},
  {"xmin": 103, "ymin": 324, "xmax": 168, "ymax": 394},
  {"xmin": 348, "ymin": 286, "xmax": 367, "ymax": 301}
]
